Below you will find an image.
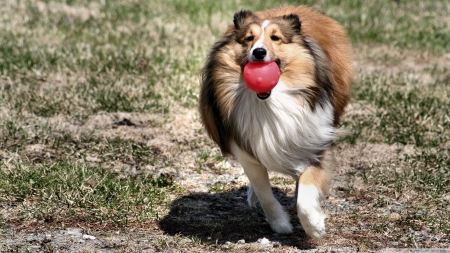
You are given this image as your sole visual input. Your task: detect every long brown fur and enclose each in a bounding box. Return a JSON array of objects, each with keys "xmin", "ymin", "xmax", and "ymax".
[
  {"xmin": 256, "ymin": 6, "xmax": 353, "ymax": 121},
  {"xmin": 200, "ymin": 6, "xmax": 353, "ymax": 155}
]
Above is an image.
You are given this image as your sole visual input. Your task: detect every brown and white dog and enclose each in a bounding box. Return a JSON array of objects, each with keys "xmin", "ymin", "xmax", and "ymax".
[{"xmin": 199, "ymin": 6, "xmax": 353, "ymax": 239}]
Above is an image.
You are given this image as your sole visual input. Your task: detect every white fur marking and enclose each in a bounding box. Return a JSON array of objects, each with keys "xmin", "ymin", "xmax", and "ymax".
[
  {"xmin": 231, "ymin": 81, "xmax": 336, "ymax": 177},
  {"xmin": 297, "ymin": 184, "xmax": 326, "ymax": 239},
  {"xmin": 249, "ymin": 20, "xmax": 270, "ymax": 61}
]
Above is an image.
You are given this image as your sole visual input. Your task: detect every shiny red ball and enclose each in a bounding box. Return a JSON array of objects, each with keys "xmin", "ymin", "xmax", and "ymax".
[{"xmin": 243, "ymin": 61, "xmax": 280, "ymax": 93}]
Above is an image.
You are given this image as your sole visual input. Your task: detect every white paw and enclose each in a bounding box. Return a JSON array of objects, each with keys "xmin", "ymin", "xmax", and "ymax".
[
  {"xmin": 263, "ymin": 201, "xmax": 293, "ymax": 234},
  {"xmin": 297, "ymin": 184, "xmax": 326, "ymax": 239},
  {"xmin": 247, "ymin": 185, "xmax": 292, "ymax": 233},
  {"xmin": 247, "ymin": 185, "xmax": 260, "ymax": 207},
  {"xmin": 298, "ymin": 206, "xmax": 326, "ymax": 239},
  {"xmin": 267, "ymin": 212, "xmax": 293, "ymax": 234}
]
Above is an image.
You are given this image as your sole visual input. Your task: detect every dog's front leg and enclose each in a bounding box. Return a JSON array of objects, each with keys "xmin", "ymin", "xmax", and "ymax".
[
  {"xmin": 231, "ymin": 145, "xmax": 293, "ymax": 234},
  {"xmin": 244, "ymin": 162, "xmax": 293, "ymax": 234}
]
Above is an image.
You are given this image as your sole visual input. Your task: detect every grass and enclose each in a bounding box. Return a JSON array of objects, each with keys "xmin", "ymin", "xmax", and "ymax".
[
  {"xmin": 0, "ymin": 0, "xmax": 449, "ymax": 250},
  {"xmin": 343, "ymin": 71, "xmax": 450, "ymax": 146},
  {"xmin": 338, "ymin": 150, "xmax": 450, "ymax": 248},
  {"xmin": 1, "ymin": 161, "xmax": 173, "ymax": 227}
]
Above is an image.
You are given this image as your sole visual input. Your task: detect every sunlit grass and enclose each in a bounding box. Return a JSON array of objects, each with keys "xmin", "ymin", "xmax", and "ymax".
[{"xmin": 0, "ymin": 161, "xmax": 174, "ymax": 227}]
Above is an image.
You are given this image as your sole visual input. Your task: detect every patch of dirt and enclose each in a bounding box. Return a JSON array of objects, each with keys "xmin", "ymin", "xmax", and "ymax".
[
  {"xmin": 335, "ymin": 142, "xmax": 416, "ymax": 173},
  {"xmin": 355, "ymin": 45, "xmax": 450, "ymax": 89}
]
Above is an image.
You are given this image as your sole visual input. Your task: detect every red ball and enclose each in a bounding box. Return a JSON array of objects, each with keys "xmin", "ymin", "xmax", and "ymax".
[{"xmin": 243, "ymin": 61, "xmax": 280, "ymax": 93}]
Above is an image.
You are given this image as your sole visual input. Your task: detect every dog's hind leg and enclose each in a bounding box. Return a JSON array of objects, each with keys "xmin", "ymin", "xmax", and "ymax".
[
  {"xmin": 247, "ymin": 184, "xmax": 260, "ymax": 207},
  {"xmin": 231, "ymin": 144, "xmax": 293, "ymax": 234},
  {"xmin": 296, "ymin": 157, "xmax": 332, "ymax": 239},
  {"xmin": 290, "ymin": 176, "xmax": 300, "ymax": 211}
]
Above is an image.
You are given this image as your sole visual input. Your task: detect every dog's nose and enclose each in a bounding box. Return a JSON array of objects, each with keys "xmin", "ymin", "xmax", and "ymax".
[{"xmin": 252, "ymin": 48, "xmax": 267, "ymax": 60}]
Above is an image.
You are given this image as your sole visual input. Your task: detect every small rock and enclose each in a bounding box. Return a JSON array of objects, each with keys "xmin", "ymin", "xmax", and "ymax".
[
  {"xmin": 388, "ymin": 212, "xmax": 401, "ymax": 220},
  {"xmin": 377, "ymin": 209, "xmax": 390, "ymax": 216},
  {"xmin": 83, "ymin": 234, "xmax": 96, "ymax": 240},
  {"xmin": 258, "ymin": 237, "xmax": 270, "ymax": 246},
  {"xmin": 237, "ymin": 239, "xmax": 245, "ymax": 244},
  {"xmin": 67, "ymin": 228, "xmax": 83, "ymax": 237},
  {"xmin": 27, "ymin": 245, "xmax": 41, "ymax": 252}
]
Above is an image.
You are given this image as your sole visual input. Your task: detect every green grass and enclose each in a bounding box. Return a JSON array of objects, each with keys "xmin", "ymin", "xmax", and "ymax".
[
  {"xmin": 346, "ymin": 149, "xmax": 450, "ymax": 242},
  {"xmin": 342, "ymin": 71, "xmax": 450, "ymax": 146},
  {"xmin": 0, "ymin": 116, "xmax": 166, "ymax": 167},
  {"xmin": 325, "ymin": 1, "xmax": 450, "ymax": 54},
  {"xmin": 0, "ymin": 161, "xmax": 173, "ymax": 227},
  {"xmin": 0, "ymin": 0, "xmax": 449, "ymax": 249}
]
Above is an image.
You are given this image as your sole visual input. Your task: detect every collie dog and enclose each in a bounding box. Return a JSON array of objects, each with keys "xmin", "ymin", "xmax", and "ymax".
[{"xmin": 199, "ymin": 6, "xmax": 353, "ymax": 239}]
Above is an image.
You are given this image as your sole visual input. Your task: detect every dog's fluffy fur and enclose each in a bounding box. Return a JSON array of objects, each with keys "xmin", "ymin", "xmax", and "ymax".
[{"xmin": 199, "ymin": 6, "xmax": 353, "ymax": 239}]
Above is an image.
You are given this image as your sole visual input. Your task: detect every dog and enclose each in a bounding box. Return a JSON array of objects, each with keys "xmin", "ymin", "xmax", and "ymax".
[{"xmin": 199, "ymin": 6, "xmax": 353, "ymax": 239}]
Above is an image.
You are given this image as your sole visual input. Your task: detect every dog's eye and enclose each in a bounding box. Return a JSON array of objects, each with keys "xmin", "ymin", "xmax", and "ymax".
[
  {"xmin": 245, "ymin": 36, "xmax": 254, "ymax": 42},
  {"xmin": 270, "ymin": 35, "xmax": 280, "ymax": 41}
]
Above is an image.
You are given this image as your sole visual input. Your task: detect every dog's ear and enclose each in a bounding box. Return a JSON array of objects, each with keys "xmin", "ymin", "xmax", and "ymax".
[
  {"xmin": 282, "ymin": 14, "xmax": 301, "ymax": 34},
  {"xmin": 233, "ymin": 10, "xmax": 254, "ymax": 30}
]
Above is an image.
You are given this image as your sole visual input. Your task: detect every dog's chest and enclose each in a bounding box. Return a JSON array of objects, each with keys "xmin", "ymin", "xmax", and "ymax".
[{"xmin": 230, "ymin": 82, "xmax": 336, "ymax": 176}]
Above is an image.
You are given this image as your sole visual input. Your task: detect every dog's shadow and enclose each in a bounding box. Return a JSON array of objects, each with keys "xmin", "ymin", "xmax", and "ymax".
[{"xmin": 158, "ymin": 186, "xmax": 315, "ymax": 249}]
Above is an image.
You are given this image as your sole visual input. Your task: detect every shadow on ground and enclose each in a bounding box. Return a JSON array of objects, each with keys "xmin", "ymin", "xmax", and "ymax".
[{"xmin": 159, "ymin": 186, "xmax": 316, "ymax": 249}]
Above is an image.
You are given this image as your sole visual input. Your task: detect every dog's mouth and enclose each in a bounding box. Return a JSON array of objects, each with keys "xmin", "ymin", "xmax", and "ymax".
[
  {"xmin": 274, "ymin": 59, "xmax": 281, "ymax": 69},
  {"xmin": 259, "ymin": 60, "xmax": 278, "ymax": 101},
  {"xmin": 245, "ymin": 59, "xmax": 280, "ymax": 101},
  {"xmin": 256, "ymin": 91, "xmax": 271, "ymax": 100},
  {"xmin": 243, "ymin": 59, "xmax": 281, "ymax": 70}
]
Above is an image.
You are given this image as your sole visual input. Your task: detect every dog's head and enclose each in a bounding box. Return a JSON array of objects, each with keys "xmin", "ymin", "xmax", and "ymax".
[{"xmin": 232, "ymin": 10, "xmax": 304, "ymax": 67}]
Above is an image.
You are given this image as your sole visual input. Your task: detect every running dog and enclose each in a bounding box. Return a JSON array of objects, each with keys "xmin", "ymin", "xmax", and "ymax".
[{"xmin": 199, "ymin": 6, "xmax": 353, "ymax": 239}]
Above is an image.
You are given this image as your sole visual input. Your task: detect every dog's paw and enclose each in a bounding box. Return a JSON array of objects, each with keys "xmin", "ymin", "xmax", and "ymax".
[
  {"xmin": 297, "ymin": 205, "xmax": 326, "ymax": 239},
  {"xmin": 264, "ymin": 201, "xmax": 293, "ymax": 234},
  {"xmin": 268, "ymin": 213, "xmax": 293, "ymax": 234},
  {"xmin": 247, "ymin": 185, "xmax": 260, "ymax": 207},
  {"xmin": 296, "ymin": 184, "xmax": 326, "ymax": 239}
]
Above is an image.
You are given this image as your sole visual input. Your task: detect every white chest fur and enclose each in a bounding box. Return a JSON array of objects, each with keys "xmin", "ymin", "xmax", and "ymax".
[{"xmin": 230, "ymin": 82, "xmax": 336, "ymax": 177}]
